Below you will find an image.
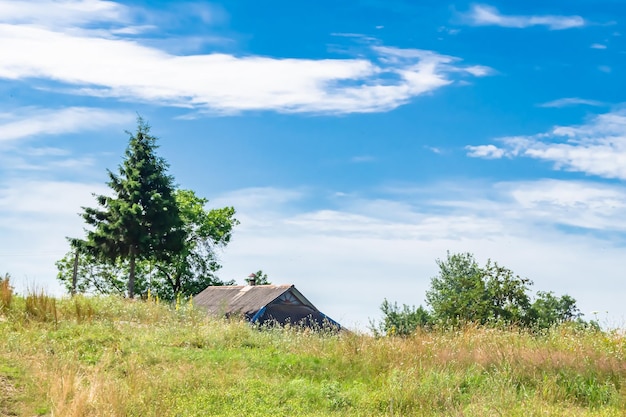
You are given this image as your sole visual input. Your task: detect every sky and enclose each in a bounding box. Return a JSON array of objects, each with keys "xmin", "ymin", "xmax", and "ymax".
[{"xmin": 1, "ymin": 0, "xmax": 625, "ymax": 330}]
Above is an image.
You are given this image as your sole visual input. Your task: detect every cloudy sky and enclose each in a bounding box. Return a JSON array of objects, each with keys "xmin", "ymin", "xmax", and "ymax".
[{"xmin": 1, "ymin": 0, "xmax": 625, "ymax": 329}]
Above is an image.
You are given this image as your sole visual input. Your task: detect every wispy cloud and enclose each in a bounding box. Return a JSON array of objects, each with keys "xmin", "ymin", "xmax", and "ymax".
[
  {"xmin": 467, "ymin": 109, "xmax": 626, "ymax": 180},
  {"xmin": 0, "ymin": 2, "xmax": 489, "ymax": 115},
  {"xmin": 465, "ymin": 144, "xmax": 506, "ymax": 158},
  {"xmin": 591, "ymin": 43, "xmax": 607, "ymax": 49},
  {"xmin": 538, "ymin": 97, "xmax": 605, "ymax": 108},
  {"xmin": 0, "ymin": 0, "xmax": 133, "ymax": 29},
  {"xmin": 0, "ymin": 107, "xmax": 133, "ymax": 142},
  {"xmin": 212, "ymin": 182, "xmax": 626, "ymax": 327},
  {"xmin": 462, "ymin": 4, "xmax": 585, "ymax": 30},
  {"xmin": 3, "ymin": 177, "xmax": 626, "ymax": 326},
  {"xmin": 351, "ymin": 155, "xmax": 376, "ymax": 163}
]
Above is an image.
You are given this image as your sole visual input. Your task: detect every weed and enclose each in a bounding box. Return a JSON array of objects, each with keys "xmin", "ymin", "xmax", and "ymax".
[
  {"xmin": 0, "ymin": 273, "xmax": 12, "ymax": 313},
  {"xmin": 25, "ymin": 288, "xmax": 58, "ymax": 324}
]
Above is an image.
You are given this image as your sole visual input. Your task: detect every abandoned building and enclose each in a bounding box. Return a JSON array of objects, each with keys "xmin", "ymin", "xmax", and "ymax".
[{"xmin": 193, "ymin": 280, "xmax": 341, "ymax": 329}]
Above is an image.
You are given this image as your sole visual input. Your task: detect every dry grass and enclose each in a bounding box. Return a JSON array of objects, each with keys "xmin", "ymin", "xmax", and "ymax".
[
  {"xmin": 0, "ymin": 274, "xmax": 12, "ymax": 314},
  {"xmin": 24, "ymin": 288, "xmax": 57, "ymax": 325},
  {"xmin": 0, "ymin": 294, "xmax": 624, "ymax": 416}
]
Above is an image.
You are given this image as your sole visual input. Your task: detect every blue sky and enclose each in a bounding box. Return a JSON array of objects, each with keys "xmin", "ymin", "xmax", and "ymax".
[{"xmin": 1, "ymin": 0, "xmax": 625, "ymax": 329}]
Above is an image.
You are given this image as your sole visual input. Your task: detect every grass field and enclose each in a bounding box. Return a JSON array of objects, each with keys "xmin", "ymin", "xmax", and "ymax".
[{"xmin": 0, "ymin": 280, "xmax": 625, "ymax": 416}]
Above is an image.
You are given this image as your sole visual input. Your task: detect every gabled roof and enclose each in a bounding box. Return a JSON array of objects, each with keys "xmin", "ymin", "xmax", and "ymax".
[{"xmin": 193, "ymin": 284, "xmax": 316, "ymax": 317}]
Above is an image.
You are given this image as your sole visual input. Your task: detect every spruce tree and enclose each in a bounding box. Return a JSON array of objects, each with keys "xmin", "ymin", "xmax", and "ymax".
[{"xmin": 81, "ymin": 117, "xmax": 184, "ymax": 298}]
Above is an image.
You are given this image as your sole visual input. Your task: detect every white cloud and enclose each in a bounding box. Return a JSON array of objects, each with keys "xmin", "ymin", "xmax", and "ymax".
[
  {"xmin": 591, "ymin": 43, "xmax": 607, "ymax": 49},
  {"xmin": 465, "ymin": 144, "xmax": 506, "ymax": 159},
  {"xmin": 0, "ymin": 3, "xmax": 489, "ymax": 115},
  {"xmin": 213, "ymin": 183, "xmax": 626, "ymax": 329},
  {"xmin": 463, "ymin": 4, "xmax": 585, "ymax": 30},
  {"xmin": 506, "ymin": 179, "xmax": 626, "ymax": 230},
  {"xmin": 598, "ymin": 65, "xmax": 612, "ymax": 73},
  {"xmin": 538, "ymin": 97, "xmax": 605, "ymax": 108},
  {"xmin": 3, "ymin": 179, "xmax": 626, "ymax": 329},
  {"xmin": 0, "ymin": 179, "xmax": 108, "ymax": 295},
  {"xmin": 0, "ymin": 0, "xmax": 131, "ymax": 29},
  {"xmin": 467, "ymin": 109, "xmax": 626, "ymax": 180},
  {"xmin": 0, "ymin": 107, "xmax": 133, "ymax": 142}
]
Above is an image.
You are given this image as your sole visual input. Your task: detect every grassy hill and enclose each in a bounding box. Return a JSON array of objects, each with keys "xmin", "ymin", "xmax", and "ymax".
[{"xmin": 1, "ymin": 286, "xmax": 625, "ymax": 416}]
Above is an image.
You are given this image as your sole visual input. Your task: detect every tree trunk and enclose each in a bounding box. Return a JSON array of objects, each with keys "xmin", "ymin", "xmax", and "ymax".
[
  {"xmin": 71, "ymin": 250, "xmax": 79, "ymax": 296},
  {"xmin": 128, "ymin": 245, "xmax": 136, "ymax": 298}
]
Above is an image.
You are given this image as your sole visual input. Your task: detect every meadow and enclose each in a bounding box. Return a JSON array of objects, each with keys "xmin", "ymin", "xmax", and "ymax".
[{"xmin": 1, "ymin": 278, "xmax": 625, "ymax": 416}]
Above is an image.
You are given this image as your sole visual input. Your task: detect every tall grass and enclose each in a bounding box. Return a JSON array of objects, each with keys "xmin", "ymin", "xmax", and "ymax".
[
  {"xmin": 0, "ymin": 273, "xmax": 12, "ymax": 313},
  {"xmin": 24, "ymin": 288, "xmax": 58, "ymax": 324},
  {"xmin": 0, "ymin": 295, "xmax": 624, "ymax": 416}
]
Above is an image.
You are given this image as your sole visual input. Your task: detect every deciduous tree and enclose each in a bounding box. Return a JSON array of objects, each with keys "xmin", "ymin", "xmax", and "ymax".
[{"xmin": 376, "ymin": 251, "xmax": 584, "ymax": 333}]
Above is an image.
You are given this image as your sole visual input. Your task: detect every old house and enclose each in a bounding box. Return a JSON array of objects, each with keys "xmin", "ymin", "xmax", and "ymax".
[{"xmin": 193, "ymin": 280, "xmax": 341, "ymax": 329}]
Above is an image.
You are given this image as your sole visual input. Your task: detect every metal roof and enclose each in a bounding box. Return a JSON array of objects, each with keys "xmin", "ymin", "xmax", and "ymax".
[{"xmin": 192, "ymin": 284, "xmax": 317, "ymax": 316}]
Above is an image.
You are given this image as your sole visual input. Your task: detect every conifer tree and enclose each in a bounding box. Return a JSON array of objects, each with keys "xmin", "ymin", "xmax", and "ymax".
[{"xmin": 81, "ymin": 117, "xmax": 184, "ymax": 298}]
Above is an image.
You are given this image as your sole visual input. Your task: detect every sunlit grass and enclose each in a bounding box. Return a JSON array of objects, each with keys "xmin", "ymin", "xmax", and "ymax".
[{"xmin": 0, "ymin": 282, "xmax": 624, "ymax": 416}]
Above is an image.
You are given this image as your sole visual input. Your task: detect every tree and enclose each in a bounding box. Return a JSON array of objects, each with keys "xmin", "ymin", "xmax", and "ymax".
[
  {"xmin": 77, "ymin": 118, "xmax": 185, "ymax": 298},
  {"xmin": 56, "ymin": 250, "xmax": 148, "ymax": 296},
  {"xmin": 148, "ymin": 189, "xmax": 238, "ymax": 300},
  {"xmin": 369, "ymin": 299, "xmax": 431, "ymax": 337},
  {"xmin": 59, "ymin": 189, "xmax": 239, "ymax": 300},
  {"xmin": 377, "ymin": 252, "xmax": 585, "ymax": 333},
  {"xmin": 422, "ymin": 252, "xmax": 580, "ymax": 328},
  {"xmin": 425, "ymin": 252, "xmax": 491, "ymax": 325},
  {"xmin": 482, "ymin": 260, "xmax": 533, "ymax": 325},
  {"xmin": 531, "ymin": 291, "xmax": 581, "ymax": 329}
]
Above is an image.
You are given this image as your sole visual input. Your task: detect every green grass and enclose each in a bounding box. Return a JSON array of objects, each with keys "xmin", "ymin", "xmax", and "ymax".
[{"xmin": 0, "ymin": 292, "xmax": 625, "ymax": 416}]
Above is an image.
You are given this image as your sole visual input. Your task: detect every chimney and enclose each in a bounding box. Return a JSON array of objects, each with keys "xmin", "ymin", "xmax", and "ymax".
[{"xmin": 246, "ymin": 273, "xmax": 256, "ymax": 286}]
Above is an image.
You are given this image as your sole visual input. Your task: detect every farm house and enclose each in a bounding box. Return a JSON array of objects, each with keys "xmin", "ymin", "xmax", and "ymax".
[{"xmin": 193, "ymin": 282, "xmax": 341, "ymax": 329}]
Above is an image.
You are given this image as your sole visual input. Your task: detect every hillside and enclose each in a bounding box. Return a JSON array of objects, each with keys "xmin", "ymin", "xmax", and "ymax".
[{"xmin": 0, "ymin": 293, "xmax": 625, "ymax": 416}]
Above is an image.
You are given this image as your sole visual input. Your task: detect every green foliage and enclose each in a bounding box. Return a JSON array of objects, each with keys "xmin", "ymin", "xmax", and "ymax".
[
  {"xmin": 61, "ymin": 119, "xmax": 238, "ymax": 300},
  {"xmin": 531, "ymin": 291, "xmax": 581, "ymax": 329},
  {"xmin": 56, "ymin": 251, "xmax": 143, "ymax": 296},
  {"xmin": 149, "ymin": 189, "xmax": 238, "ymax": 300},
  {"xmin": 426, "ymin": 252, "xmax": 489, "ymax": 325},
  {"xmin": 424, "ymin": 252, "xmax": 579, "ymax": 329},
  {"xmin": 370, "ymin": 299, "xmax": 431, "ymax": 336},
  {"xmin": 58, "ymin": 189, "xmax": 238, "ymax": 301},
  {"xmin": 78, "ymin": 117, "xmax": 185, "ymax": 298}
]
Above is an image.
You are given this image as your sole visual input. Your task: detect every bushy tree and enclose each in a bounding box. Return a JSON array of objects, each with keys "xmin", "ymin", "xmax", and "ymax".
[
  {"xmin": 369, "ymin": 299, "xmax": 431, "ymax": 336},
  {"xmin": 531, "ymin": 291, "xmax": 581, "ymax": 329},
  {"xmin": 425, "ymin": 252, "xmax": 490, "ymax": 324},
  {"xmin": 148, "ymin": 189, "xmax": 238, "ymax": 300},
  {"xmin": 426, "ymin": 252, "xmax": 581, "ymax": 328},
  {"xmin": 376, "ymin": 252, "xmax": 584, "ymax": 334},
  {"xmin": 79, "ymin": 118, "xmax": 184, "ymax": 298},
  {"xmin": 59, "ymin": 189, "xmax": 238, "ymax": 301}
]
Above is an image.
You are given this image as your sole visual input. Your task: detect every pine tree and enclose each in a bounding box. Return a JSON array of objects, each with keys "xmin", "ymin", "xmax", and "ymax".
[{"xmin": 81, "ymin": 117, "xmax": 184, "ymax": 298}]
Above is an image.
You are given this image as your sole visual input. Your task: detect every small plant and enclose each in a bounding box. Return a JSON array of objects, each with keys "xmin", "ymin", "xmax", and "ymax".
[
  {"xmin": 72, "ymin": 296, "xmax": 96, "ymax": 323},
  {"xmin": 0, "ymin": 273, "xmax": 12, "ymax": 313}
]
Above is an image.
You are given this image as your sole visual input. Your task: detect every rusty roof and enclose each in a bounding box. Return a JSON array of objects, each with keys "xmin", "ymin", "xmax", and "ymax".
[{"xmin": 193, "ymin": 284, "xmax": 316, "ymax": 316}]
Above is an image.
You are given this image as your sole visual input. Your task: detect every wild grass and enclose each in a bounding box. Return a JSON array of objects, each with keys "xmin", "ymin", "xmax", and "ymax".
[
  {"xmin": 0, "ymin": 285, "xmax": 624, "ymax": 416},
  {"xmin": 0, "ymin": 273, "xmax": 12, "ymax": 313}
]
